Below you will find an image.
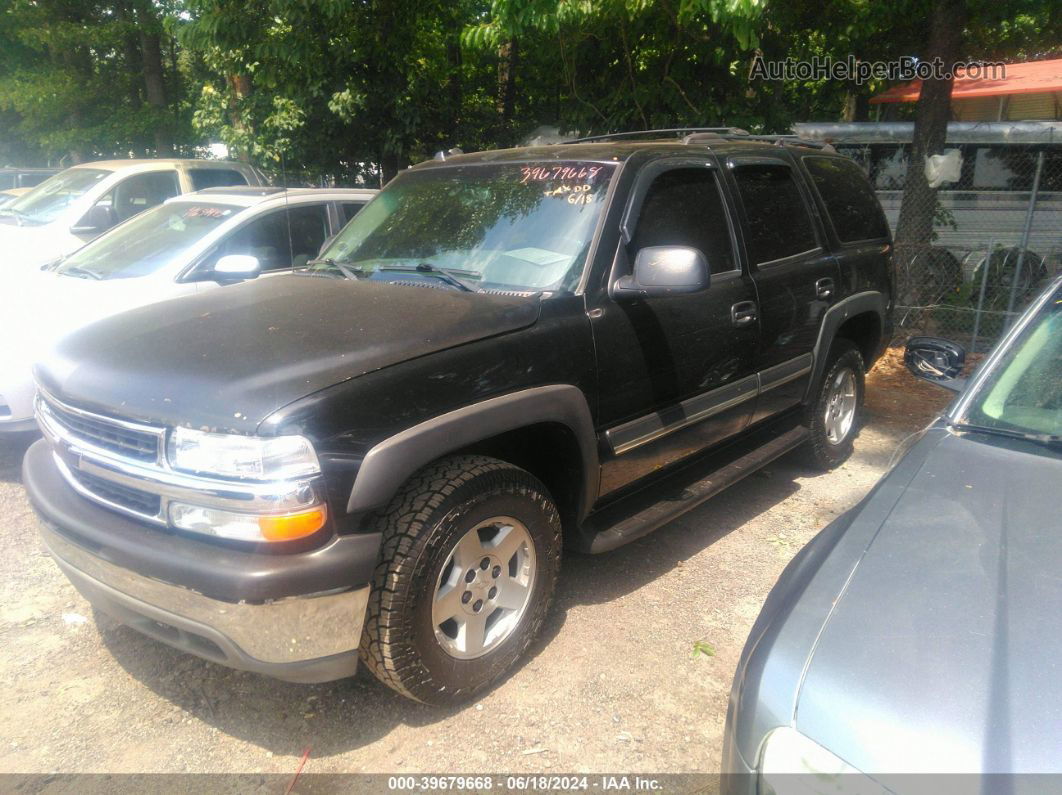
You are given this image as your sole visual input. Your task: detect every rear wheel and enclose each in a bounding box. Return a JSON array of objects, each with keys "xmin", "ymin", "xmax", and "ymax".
[
  {"xmin": 360, "ymin": 454, "xmax": 562, "ymax": 705},
  {"xmin": 803, "ymin": 340, "xmax": 864, "ymax": 471}
]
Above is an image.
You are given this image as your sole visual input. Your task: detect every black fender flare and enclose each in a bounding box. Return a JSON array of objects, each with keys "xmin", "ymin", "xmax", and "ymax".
[
  {"xmin": 804, "ymin": 291, "xmax": 886, "ymax": 402},
  {"xmin": 346, "ymin": 385, "xmax": 599, "ymax": 521}
]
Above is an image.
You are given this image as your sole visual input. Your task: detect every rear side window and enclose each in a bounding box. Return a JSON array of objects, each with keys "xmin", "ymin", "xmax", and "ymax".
[
  {"xmin": 216, "ymin": 204, "xmax": 330, "ymax": 271},
  {"xmin": 731, "ymin": 164, "xmax": 818, "ymax": 265},
  {"xmin": 108, "ymin": 170, "xmax": 181, "ymax": 223},
  {"xmin": 629, "ymin": 168, "xmax": 736, "ymax": 274},
  {"xmin": 190, "ymin": 169, "xmax": 248, "ymax": 191},
  {"xmin": 339, "ymin": 202, "xmax": 365, "ymax": 224},
  {"xmin": 803, "ymin": 156, "xmax": 889, "ymax": 242}
]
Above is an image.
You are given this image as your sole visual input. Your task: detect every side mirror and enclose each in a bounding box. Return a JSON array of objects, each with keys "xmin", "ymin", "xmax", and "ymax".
[
  {"xmin": 70, "ymin": 204, "xmax": 114, "ymax": 236},
  {"xmin": 213, "ymin": 254, "xmax": 261, "ymax": 282},
  {"xmin": 905, "ymin": 336, "xmax": 966, "ymax": 392},
  {"xmin": 612, "ymin": 246, "xmax": 710, "ymax": 300}
]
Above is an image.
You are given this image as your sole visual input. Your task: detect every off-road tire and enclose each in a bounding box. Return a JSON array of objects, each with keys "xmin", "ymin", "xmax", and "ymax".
[
  {"xmin": 803, "ymin": 340, "xmax": 865, "ymax": 471},
  {"xmin": 359, "ymin": 454, "xmax": 562, "ymax": 705}
]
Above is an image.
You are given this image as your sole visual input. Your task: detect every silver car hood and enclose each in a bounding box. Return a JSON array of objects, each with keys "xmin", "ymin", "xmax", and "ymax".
[{"xmin": 795, "ymin": 428, "xmax": 1062, "ymax": 774}]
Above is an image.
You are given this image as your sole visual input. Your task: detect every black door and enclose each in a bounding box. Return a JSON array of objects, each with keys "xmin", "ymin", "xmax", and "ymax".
[
  {"xmin": 724, "ymin": 156, "xmax": 840, "ymax": 424},
  {"xmin": 589, "ymin": 161, "xmax": 760, "ymax": 498}
]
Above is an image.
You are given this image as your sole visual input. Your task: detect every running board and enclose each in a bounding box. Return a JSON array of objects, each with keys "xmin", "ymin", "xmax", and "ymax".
[{"xmin": 579, "ymin": 425, "xmax": 810, "ymax": 554}]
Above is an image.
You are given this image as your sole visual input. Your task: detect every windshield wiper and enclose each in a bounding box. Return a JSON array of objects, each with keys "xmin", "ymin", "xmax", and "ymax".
[
  {"xmin": 379, "ymin": 263, "xmax": 480, "ymax": 293},
  {"xmin": 60, "ymin": 266, "xmax": 103, "ymax": 280},
  {"xmin": 303, "ymin": 258, "xmax": 364, "ymax": 281},
  {"xmin": 951, "ymin": 422, "xmax": 1062, "ymax": 447}
]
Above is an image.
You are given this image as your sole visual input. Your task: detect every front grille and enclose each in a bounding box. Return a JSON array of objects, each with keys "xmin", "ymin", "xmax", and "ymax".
[
  {"xmin": 43, "ymin": 396, "xmax": 160, "ymax": 462},
  {"xmin": 71, "ymin": 467, "xmax": 162, "ymax": 517}
]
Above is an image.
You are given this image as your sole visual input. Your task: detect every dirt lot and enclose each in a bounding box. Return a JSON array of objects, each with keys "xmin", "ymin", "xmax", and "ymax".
[{"xmin": 0, "ymin": 350, "xmax": 950, "ymax": 777}]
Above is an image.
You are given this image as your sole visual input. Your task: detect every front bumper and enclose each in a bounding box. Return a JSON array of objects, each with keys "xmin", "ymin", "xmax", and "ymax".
[{"xmin": 24, "ymin": 439, "xmax": 381, "ymax": 683}]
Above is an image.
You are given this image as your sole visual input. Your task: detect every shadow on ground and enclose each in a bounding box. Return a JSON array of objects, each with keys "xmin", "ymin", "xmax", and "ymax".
[
  {"xmin": 0, "ymin": 431, "xmax": 38, "ymax": 484},
  {"xmin": 100, "ymin": 450, "xmax": 808, "ymax": 758}
]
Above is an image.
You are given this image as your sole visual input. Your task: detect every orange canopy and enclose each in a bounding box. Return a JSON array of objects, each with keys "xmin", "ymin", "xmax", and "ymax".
[{"xmin": 870, "ymin": 58, "xmax": 1062, "ymax": 103}]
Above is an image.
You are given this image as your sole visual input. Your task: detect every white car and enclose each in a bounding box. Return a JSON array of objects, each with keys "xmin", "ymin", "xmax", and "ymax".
[
  {"xmin": 0, "ymin": 159, "xmax": 265, "ymax": 273},
  {"xmin": 0, "ymin": 186, "xmax": 376, "ymax": 431}
]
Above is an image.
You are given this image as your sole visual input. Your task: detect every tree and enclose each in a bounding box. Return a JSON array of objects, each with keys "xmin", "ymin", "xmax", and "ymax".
[
  {"xmin": 0, "ymin": 0, "xmax": 193, "ymax": 163},
  {"xmin": 892, "ymin": 0, "xmax": 967, "ymax": 254}
]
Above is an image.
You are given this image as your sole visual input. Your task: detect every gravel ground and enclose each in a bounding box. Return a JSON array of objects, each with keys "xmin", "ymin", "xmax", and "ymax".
[{"xmin": 0, "ymin": 354, "xmax": 949, "ymax": 776}]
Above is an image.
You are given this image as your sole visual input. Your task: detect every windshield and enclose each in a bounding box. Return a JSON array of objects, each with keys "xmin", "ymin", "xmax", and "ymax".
[
  {"xmin": 312, "ymin": 160, "xmax": 616, "ymax": 293},
  {"xmin": 55, "ymin": 202, "xmax": 239, "ymax": 280},
  {"xmin": 959, "ymin": 285, "xmax": 1062, "ymax": 439},
  {"xmin": 1, "ymin": 168, "xmax": 111, "ymax": 225}
]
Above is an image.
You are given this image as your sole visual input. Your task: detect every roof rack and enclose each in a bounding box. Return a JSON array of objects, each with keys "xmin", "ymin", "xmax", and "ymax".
[
  {"xmin": 562, "ymin": 127, "xmax": 750, "ymax": 144},
  {"xmin": 561, "ymin": 127, "xmax": 833, "ymax": 150}
]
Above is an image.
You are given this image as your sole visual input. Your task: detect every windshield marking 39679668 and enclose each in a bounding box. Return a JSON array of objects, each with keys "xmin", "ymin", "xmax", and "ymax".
[{"xmin": 307, "ymin": 161, "xmax": 616, "ymax": 294}]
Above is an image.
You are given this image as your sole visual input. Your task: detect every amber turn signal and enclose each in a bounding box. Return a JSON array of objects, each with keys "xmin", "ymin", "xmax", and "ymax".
[{"xmin": 258, "ymin": 506, "xmax": 328, "ymax": 541}]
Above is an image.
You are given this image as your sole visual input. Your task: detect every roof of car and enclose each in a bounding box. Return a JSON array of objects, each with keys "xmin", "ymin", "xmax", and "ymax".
[
  {"xmin": 68, "ymin": 159, "xmax": 254, "ymax": 171},
  {"xmin": 165, "ymin": 186, "xmax": 377, "ymax": 208},
  {"xmin": 410, "ymin": 136, "xmax": 837, "ymax": 171}
]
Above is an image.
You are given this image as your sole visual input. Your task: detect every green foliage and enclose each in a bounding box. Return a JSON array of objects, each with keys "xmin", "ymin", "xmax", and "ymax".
[
  {"xmin": 0, "ymin": 0, "xmax": 198, "ymax": 163},
  {"xmin": 0, "ymin": 0, "xmax": 1056, "ymax": 177},
  {"xmin": 692, "ymin": 640, "xmax": 716, "ymax": 659}
]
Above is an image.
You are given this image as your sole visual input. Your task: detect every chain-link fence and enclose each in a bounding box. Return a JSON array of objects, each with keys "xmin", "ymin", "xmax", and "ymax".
[{"xmin": 877, "ymin": 145, "xmax": 1062, "ymax": 353}]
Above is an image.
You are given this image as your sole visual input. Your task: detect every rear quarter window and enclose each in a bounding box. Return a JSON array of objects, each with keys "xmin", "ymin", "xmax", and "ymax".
[
  {"xmin": 731, "ymin": 163, "xmax": 818, "ymax": 265},
  {"xmin": 190, "ymin": 169, "xmax": 249, "ymax": 191},
  {"xmin": 803, "ymin": 156, "xmax": 890, "ymax": 243}
]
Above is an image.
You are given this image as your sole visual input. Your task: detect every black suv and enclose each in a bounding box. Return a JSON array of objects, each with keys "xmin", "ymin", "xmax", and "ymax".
[{"xmin": 25, "ymin": 130, "xmax": 893, "ymax": 705}]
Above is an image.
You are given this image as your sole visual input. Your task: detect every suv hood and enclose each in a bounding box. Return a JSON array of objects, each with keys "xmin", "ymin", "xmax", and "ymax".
[
  {"xmin": 794, "ymin": 429, "xmax": 1062, "ymax": 774},
  {"xmin": 36, "ymin": 275, "xmax": 541, "ymax": 433}
]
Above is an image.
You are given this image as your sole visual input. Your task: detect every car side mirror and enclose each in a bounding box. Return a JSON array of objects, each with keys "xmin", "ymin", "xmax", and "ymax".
[
  {"xmin": 905, "ymin": 336, "xmax": 966, "ymax": 392},
  {"xmin": 70, "ymin": 204, "xmax": 114, "ymax": 236},
  {"xmin": 213, "ymin": 254, "xmax": 261, "ymax": 282},
  {"xmin": 612, "ymin": 246, "xmax": 711, "ymax": 300}
]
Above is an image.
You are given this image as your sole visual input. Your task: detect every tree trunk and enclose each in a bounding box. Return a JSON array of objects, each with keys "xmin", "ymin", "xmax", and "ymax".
[
  {"xmin": 227, "ymin": 74, "xmax": 253, "ymax": 162},
  {"xmin": 140, "ymin": 29, "xmax": 173, "ymax": 155},
  {"xmin": 496, "ymin": 38, "xmax": 518, "ymax": 145},
  {"xmin": 842, "ymin": 87, "xmax": 870, "ymax": 122},
  {"xmin": 380, "ymin": 150, "xmax": 400, "ymax": 186},
  {"xmin": 893, "ymin": 0, "xmax": 966, "ymax": 251},
  {"xmin": 446, "ymin": 31, "xmax": 463, "ymax": 145}
]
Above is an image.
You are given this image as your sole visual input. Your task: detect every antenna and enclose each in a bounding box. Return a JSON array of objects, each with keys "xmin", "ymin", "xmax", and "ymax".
[{"xmin": 281, "ymin": 150, "xmax": 294, "ymax": 271}]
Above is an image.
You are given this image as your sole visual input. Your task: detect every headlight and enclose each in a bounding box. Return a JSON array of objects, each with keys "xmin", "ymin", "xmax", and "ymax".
[
  {"xmin": 760, "ymin": 728, "xmax": 886, "ymax": 795},
  {"xmin": 168, "ymin": 427, "xmax": 320, "ymax": 480}
]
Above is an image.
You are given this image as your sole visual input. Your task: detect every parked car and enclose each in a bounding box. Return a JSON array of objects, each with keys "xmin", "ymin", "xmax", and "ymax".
[
  {"xmin": 0, "ymin": 159, "xmax": 265, "ymax": 272},
  {"xmin": 722, "ymin": 275, "xmax": 1062, "ymax": 790},
  {"xmin": 0, "ymin": 166, "xmax": 58, "ymax": 191},
  {"xmin": 24, "ymin": 130, "xmax": 893, "ymax": 704},
  {"xmin": 0, "ymin": 187, "xmax": 374, "ymax": 433},
  {"xmin": 0, "ymin": 187, "xmax": 31, "ymax": 208}
]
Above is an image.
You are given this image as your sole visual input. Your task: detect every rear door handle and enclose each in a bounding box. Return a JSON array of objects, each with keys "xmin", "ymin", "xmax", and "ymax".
[
  {"xmin": 731, "ymin": 301, "xmax": 757, "ymax": 327},
  {"xmin": 816, "ymin": 278, "xmax": 835, "ymax": 299}
]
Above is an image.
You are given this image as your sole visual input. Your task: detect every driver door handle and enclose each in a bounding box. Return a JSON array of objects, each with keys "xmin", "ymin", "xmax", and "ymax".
[{"xmin": 731, "ymin": 301, "xmax": 757, "ymax": 327}]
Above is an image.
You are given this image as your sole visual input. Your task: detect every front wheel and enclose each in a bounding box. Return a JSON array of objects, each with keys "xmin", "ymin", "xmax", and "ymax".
[
  {"xmin": 803, "ymin": 340, "xmax": 865, "ymax": 471},
  {"xmin": 360, "ymin": 454, "xmax": 562, "ymax": 705}
]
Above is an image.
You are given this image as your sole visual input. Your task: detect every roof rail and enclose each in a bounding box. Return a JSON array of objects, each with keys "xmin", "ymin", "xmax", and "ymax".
[
  {"xmin": 561, "ymin": 128, "xmax": 833, "ymax": 151},
  {"xmin": 740, "ymin": 134, "xmax": 833, "ymax": 150},
  {"xmin": 562, "ymin": 127, "xmax": 750, "ymax": 144}
]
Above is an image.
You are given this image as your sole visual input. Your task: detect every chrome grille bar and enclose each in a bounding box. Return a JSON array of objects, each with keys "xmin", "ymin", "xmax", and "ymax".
[{"xmin": 35, "ymin": 390, "xmax": 321, "ymax": 526}]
